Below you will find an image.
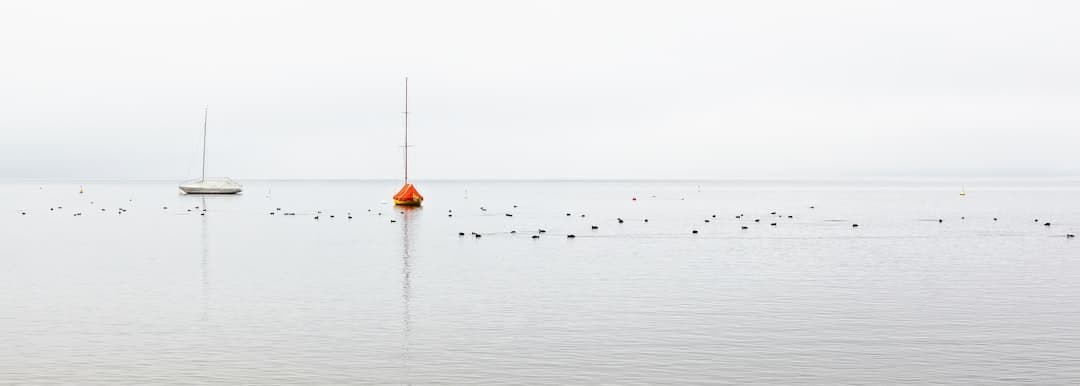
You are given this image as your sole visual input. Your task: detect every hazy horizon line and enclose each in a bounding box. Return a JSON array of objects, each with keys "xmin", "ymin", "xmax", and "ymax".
[{"xmin": 3, "ymin": 175, "xmax": 1079, "ymax": 183}]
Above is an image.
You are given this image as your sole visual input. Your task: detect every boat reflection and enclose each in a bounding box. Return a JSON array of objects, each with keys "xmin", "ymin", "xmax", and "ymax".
[
  {"xmin": 399, "ymin": 206, "xmax": 420, "ymax": 382},
  {"xmin": 200, "ymin": 196, "xmax": 210, "ymax": 321}
]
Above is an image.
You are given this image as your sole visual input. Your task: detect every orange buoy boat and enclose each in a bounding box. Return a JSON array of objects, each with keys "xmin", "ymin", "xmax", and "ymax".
[
  {"xmin": 394, "ymin": 183, "xmax": 423, "ymax": 206},
  {"xmin": 393, "ymin": 77, "xmax": 423, "ymax": 206}
]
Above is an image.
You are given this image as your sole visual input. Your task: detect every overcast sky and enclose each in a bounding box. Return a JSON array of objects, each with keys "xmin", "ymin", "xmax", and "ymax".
[{"xmin": 1, "ymin": 0, "xmax": 1078, "ymax": 180}]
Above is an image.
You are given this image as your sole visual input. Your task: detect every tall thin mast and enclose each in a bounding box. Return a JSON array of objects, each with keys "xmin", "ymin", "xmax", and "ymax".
[
  {"xmin": 403, "ymin": 77, "xmax": 409, "ymax": 183},
  {"xmin": 201, "ymin": 106, "xmax": 208, "ymax": 182}
]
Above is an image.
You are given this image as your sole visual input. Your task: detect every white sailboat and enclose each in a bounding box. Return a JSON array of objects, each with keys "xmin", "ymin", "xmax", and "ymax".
[{"xmin": 180, "ymin": 107, "xmax": 242, "ymax": 194}]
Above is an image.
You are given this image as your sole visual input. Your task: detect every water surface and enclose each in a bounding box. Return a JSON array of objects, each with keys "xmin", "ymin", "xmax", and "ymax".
[{"xmin": 2, "ymin": 179, "xmax": 1079, "ymax": 384}]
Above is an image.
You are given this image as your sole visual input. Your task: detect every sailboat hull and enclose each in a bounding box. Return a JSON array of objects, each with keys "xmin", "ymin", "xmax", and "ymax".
[
  {"xmin": 180, "ymin": 186, "xmax": 242, "ymax": 194},
  {"xmin": 392, "ymin": 183, "xmax": 423, "ymax": 206},
  {"xmin": 179, "ymin": 179, "xmax": 243, "ymax": 194}
]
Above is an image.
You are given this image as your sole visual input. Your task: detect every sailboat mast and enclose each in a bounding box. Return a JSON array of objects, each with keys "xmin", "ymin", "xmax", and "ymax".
[
  {"xmin": 389, "ymin": 77, "xmax": 423, "ymax": 206},
  {"xmin": 201, "ymin": 106, "xmax": 208, "ymax": 182},
  {"xmin": 404, "ymin": 77, "xmax": 409, "ymax": 183}
]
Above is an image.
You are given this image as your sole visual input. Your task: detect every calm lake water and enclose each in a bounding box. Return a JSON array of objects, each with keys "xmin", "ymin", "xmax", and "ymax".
[{"xmin": 2, "ymin": 179, "xmax": 1079, "ymax": 384}]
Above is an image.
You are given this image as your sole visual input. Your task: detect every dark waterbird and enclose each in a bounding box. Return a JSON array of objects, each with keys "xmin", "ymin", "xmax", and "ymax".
[
  {"xmin": 691, "ymin": 230, "xmax": 698, "ymax": 234},
  {"xmin": 591, "ymin": 225, "xmax": 599, "ymax": 230},
  {"xmin": 531, "ymin": 235, "xmax": 540, "ymax": 239},
  {"xmin": 567, "ymin": 234, "xmax": 576, "ymax": 238},
  {"xmin": 740, "ymin": 226, "xmax": 748, "ymax": 230}
]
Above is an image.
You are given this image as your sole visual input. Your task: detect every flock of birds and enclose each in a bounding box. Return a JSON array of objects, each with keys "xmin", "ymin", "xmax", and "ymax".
[
  {"xmin": 450, "ymin": 205, "xmax": 1076, "ymax": 240},
  {"xmin": 11, "ymin": 193, "xmax": 1077, "ymax": 240}
]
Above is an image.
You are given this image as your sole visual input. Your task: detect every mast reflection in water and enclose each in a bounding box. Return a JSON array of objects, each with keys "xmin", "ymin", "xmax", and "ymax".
[{"xmin": 399, "ymin": 206, "xmax": 419, "ymax": 382}]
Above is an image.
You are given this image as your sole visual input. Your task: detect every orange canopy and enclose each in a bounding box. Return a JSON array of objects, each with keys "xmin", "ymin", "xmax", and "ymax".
[{"xmin": 393, "ymin": 183, "xmax": 424, "ymax": 204}]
